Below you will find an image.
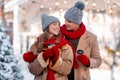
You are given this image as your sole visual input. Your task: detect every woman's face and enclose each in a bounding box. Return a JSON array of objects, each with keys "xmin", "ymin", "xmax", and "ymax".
[{"xmin": 48, "ymin": 22, "xmax": 60, "ymax": 37}]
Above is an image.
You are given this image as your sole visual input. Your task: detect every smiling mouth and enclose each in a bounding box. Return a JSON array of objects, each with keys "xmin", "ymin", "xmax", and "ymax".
[{"xmin": 54, "ymin": 29, "xmax": 59, "ymax": 32}]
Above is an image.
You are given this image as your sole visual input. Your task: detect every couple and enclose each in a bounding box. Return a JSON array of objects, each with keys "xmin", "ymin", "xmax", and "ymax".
[{"xmin": 23, "ymin": 1, "xmax": 102, "ymax": 80}]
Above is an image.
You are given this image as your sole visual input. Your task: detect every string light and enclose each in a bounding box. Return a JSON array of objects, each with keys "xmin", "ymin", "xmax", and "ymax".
[
  {"xmin": 55, "ymin": 2, "xmax": 59, "ymax": 6},
  {"xmin": 25, "ymin": 0, "xmax": 116, "ymax": 14},
  {"xmin": 49, "ymin": 7, "xmax": 52, "ymax": 10},
  {"xmin": 89, "ymin": 10, "xmax": 92, "ymax": 13},
  {"xmin": 92, "ymin": 2, "xmax": 96, "ymax": 7},
  {"xmin": 85, "ymin": 0, "xmax": 88, "ymax": 5},
  {"xmin": 64, "ymin": 0, "xmax": 67, "ymax": 4},
  {"xmin": 107, "ymin": 0, "xmax": 110, "ymax": 4},
  {"xmin": 96, "ymin": 9, "xmax": 100, "ymax": 12},
  {"xmin": 109, "ymin": 8, "xmax": 113, "ymax": 14},
  {"xmin": 60, "ymin": 8, "xmax": 63, "ymax": 12},
  {"xmin": 40, "ymin": 5, "xmax": 44, "ymax": 8},
  {"xmin": 92, "ymin": 0, "xmax": 96, "ymax": 8}
]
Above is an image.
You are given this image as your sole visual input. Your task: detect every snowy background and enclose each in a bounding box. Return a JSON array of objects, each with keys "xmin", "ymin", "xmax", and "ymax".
[
  {"xmin": 1, "ymin": 19, "xmax": 120, "ymax": 80},
  {"xmin": 1, "ymin": 12, "xmax": 120, "ymax": 80}
]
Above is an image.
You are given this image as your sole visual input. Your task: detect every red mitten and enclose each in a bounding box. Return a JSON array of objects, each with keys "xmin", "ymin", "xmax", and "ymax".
[
  {"xmin": 23, "ymin": 51, "xmax": 37, "ymax": 63},
  {"xmin": 51, "ymin": 46, "xmax": 59, "ymax": 63},
  {"xmin": 77, "ymin": 54, "xmax": 90, "ymax": 67},
  {"xmin": 42, "ymin": 49, "xmax": 54, "ymax": 60}
]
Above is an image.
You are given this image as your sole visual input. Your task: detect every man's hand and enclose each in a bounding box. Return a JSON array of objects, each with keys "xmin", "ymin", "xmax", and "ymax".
[{"xmin": 77, "ymin": 54, "xmax": 90, "ymax": 67}]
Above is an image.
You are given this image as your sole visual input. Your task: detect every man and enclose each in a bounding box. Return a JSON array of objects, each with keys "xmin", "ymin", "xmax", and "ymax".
[{"xmin": 60, "ymin": 1, "xmax": 102, "ymax": 80}]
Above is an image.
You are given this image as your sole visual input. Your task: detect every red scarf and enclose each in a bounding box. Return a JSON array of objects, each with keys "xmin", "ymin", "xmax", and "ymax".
[
  {"xmin": 44, "ymin": 38, "xmax": 57, "ymax": 47},
  {"xmin": 60, "ymin": 22, "xmax": 86, "ymax": 40},
  {"xmin": 60, "ymin": 22, "xmax": 86, "ymax": 69}
]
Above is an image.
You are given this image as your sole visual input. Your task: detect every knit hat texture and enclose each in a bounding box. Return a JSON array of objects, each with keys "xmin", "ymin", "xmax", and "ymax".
[
  {"xmin": 64, "ymin": 1, "xmax": 85, "ymax": 24},
  {"xmin": 41, "ymin": 14, "xmax": 60, "ymax": 31}
]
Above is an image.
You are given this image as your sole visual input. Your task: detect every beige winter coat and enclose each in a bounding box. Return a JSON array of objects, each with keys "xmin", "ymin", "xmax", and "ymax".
[
  {"xmin": 74, "ymin": 31, "xmax": 102, "ymax": 80},
  {"xmin": 28, "ymin": 44, "xmax": 73, "ymax": 80}
]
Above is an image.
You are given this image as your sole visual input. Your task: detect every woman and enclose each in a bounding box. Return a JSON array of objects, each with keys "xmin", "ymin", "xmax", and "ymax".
[{"xmin": 23, "ymin": 14, "xmax": 73, "ymax": 80}]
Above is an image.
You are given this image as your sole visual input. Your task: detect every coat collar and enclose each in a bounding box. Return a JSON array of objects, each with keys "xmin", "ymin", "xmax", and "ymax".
[{"xmin": 76, "ymin": 31, "xmax": 90, "ymax": 52}]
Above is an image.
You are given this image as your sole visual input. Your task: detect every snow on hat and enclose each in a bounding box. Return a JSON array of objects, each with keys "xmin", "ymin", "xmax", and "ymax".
[
  {"xmin": 41, "ymin": 14, "xmax": 60, "ymax": 31},
  {"xmin": 64, "ymin": 1, "xmax": 85, "ymax": 24}
]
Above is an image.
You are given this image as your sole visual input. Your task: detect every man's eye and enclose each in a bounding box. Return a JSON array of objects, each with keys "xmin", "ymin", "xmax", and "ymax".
[{"xmin": 67, "ymin": 20, "xmax": 72, "ymax": 23}]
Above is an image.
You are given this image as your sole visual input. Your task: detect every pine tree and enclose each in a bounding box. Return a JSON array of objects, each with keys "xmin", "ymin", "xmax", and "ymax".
[{"xmin": 0, "ymin": 25, "xmax": 24, "ymax": 80}]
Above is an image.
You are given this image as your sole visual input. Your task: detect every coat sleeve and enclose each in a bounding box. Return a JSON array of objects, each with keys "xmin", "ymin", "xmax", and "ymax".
[
  {"xmin": 89, "ymin": 36, "xmax": 102, "ymax": 68},
  {"xmin": 28, "ymin": 53, "xmax": 49, "ymax": 76},
  {"xmin": 49, "ymin": 44, "xmax": 73, "ymax": 75}
]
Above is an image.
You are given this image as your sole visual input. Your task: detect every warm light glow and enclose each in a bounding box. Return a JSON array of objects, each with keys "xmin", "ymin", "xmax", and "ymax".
[
  {"xmin": 89, "ymin": 10, "xmax": 92, "ymax": 13},
  {"xmin": 96, "ymin": 9, "xmax": 100, "ymax": 12},
  {"xmin": 49, "ymin": 7, "xmax": 52, "ymax": 10},
  {"xmin": 109, "ymin": 8, "xmax": 113, "ymax": 14},
  {"xmin": 60, "ymin": 8, "xmax": 63, "ymax": 11},
  {"xmin": 85, "ymin": 1, "xmax": 88, "ymax": 5},
  {"xmin": 64, "ymin": 0, "xmax": 67, "ymax": 4},
  {"xmin": 108, "ymin": 6, "xmax": 111, "ymax": 9},
  {"xmin": 107, "ymin": 0, "xmax": 110, "ymax": 4},
  {"xmin": 55, "ymin": 2, "xmax": 59, "ymax": 6},
  {"xmin": 40, "ymin": 5, "xmax": 43, "ymax": 8},
  {"xmin": 92, "ymin": 2, "xmax": 96, "ymax": 7}
]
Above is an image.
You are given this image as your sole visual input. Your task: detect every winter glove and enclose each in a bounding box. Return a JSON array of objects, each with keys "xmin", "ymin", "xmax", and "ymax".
[
  {"xmin": 77, "ymin": 50, "xmax": 90, "ymax": 67},
  {"xmin": 42, "ymin": 49, "xmax": 54, "ymax": 60},
  {"xmin": 23, "ymin": 51, "xmax": 37, "ymax": 63},
  {"xmin": 51, "ymin": 46, "xmax": 59, "ymax": 63}
]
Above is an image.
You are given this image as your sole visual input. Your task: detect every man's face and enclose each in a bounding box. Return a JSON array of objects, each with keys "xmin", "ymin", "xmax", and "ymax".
[{"xmin": 65, "ymin": 19, "xmax": 80, "ymax": 31}]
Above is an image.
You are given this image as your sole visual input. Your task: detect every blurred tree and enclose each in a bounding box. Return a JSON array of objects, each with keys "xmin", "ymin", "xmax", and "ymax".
[
  {"xmin": 0, "ymin": 25, "xmax": 24, "ymax": 80},
  {"xmin": 101, "ymin": 10, "xmax": 120, "ymax": 79},
  {"xmin": 103, "ymin": 37, "xmax": 120, "ymax": 80},
  {"xmin": 0, "ymin": 1, "xmax": 13, "ymax": 44}
]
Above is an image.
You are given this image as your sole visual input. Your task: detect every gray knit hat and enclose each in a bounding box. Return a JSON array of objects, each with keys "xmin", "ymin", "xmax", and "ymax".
[
  {"xmin": 64, "ymin": 1, "xmax": 85, "ymax": 24},
  {"xmin": 41, "ymin": 14, "xmax": 60, "ymax": 31}
]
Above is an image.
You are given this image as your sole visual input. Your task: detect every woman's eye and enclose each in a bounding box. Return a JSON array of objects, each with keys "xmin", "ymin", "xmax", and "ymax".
[{"xmin": 53, "ymin": 23, "xmax": 57, "ymax": 25}]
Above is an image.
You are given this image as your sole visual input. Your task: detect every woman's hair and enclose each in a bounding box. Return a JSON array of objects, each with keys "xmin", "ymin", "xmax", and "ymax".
[{"xmin": 33, "ymin": 27, "xmax": 61, "ymax": 53}]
